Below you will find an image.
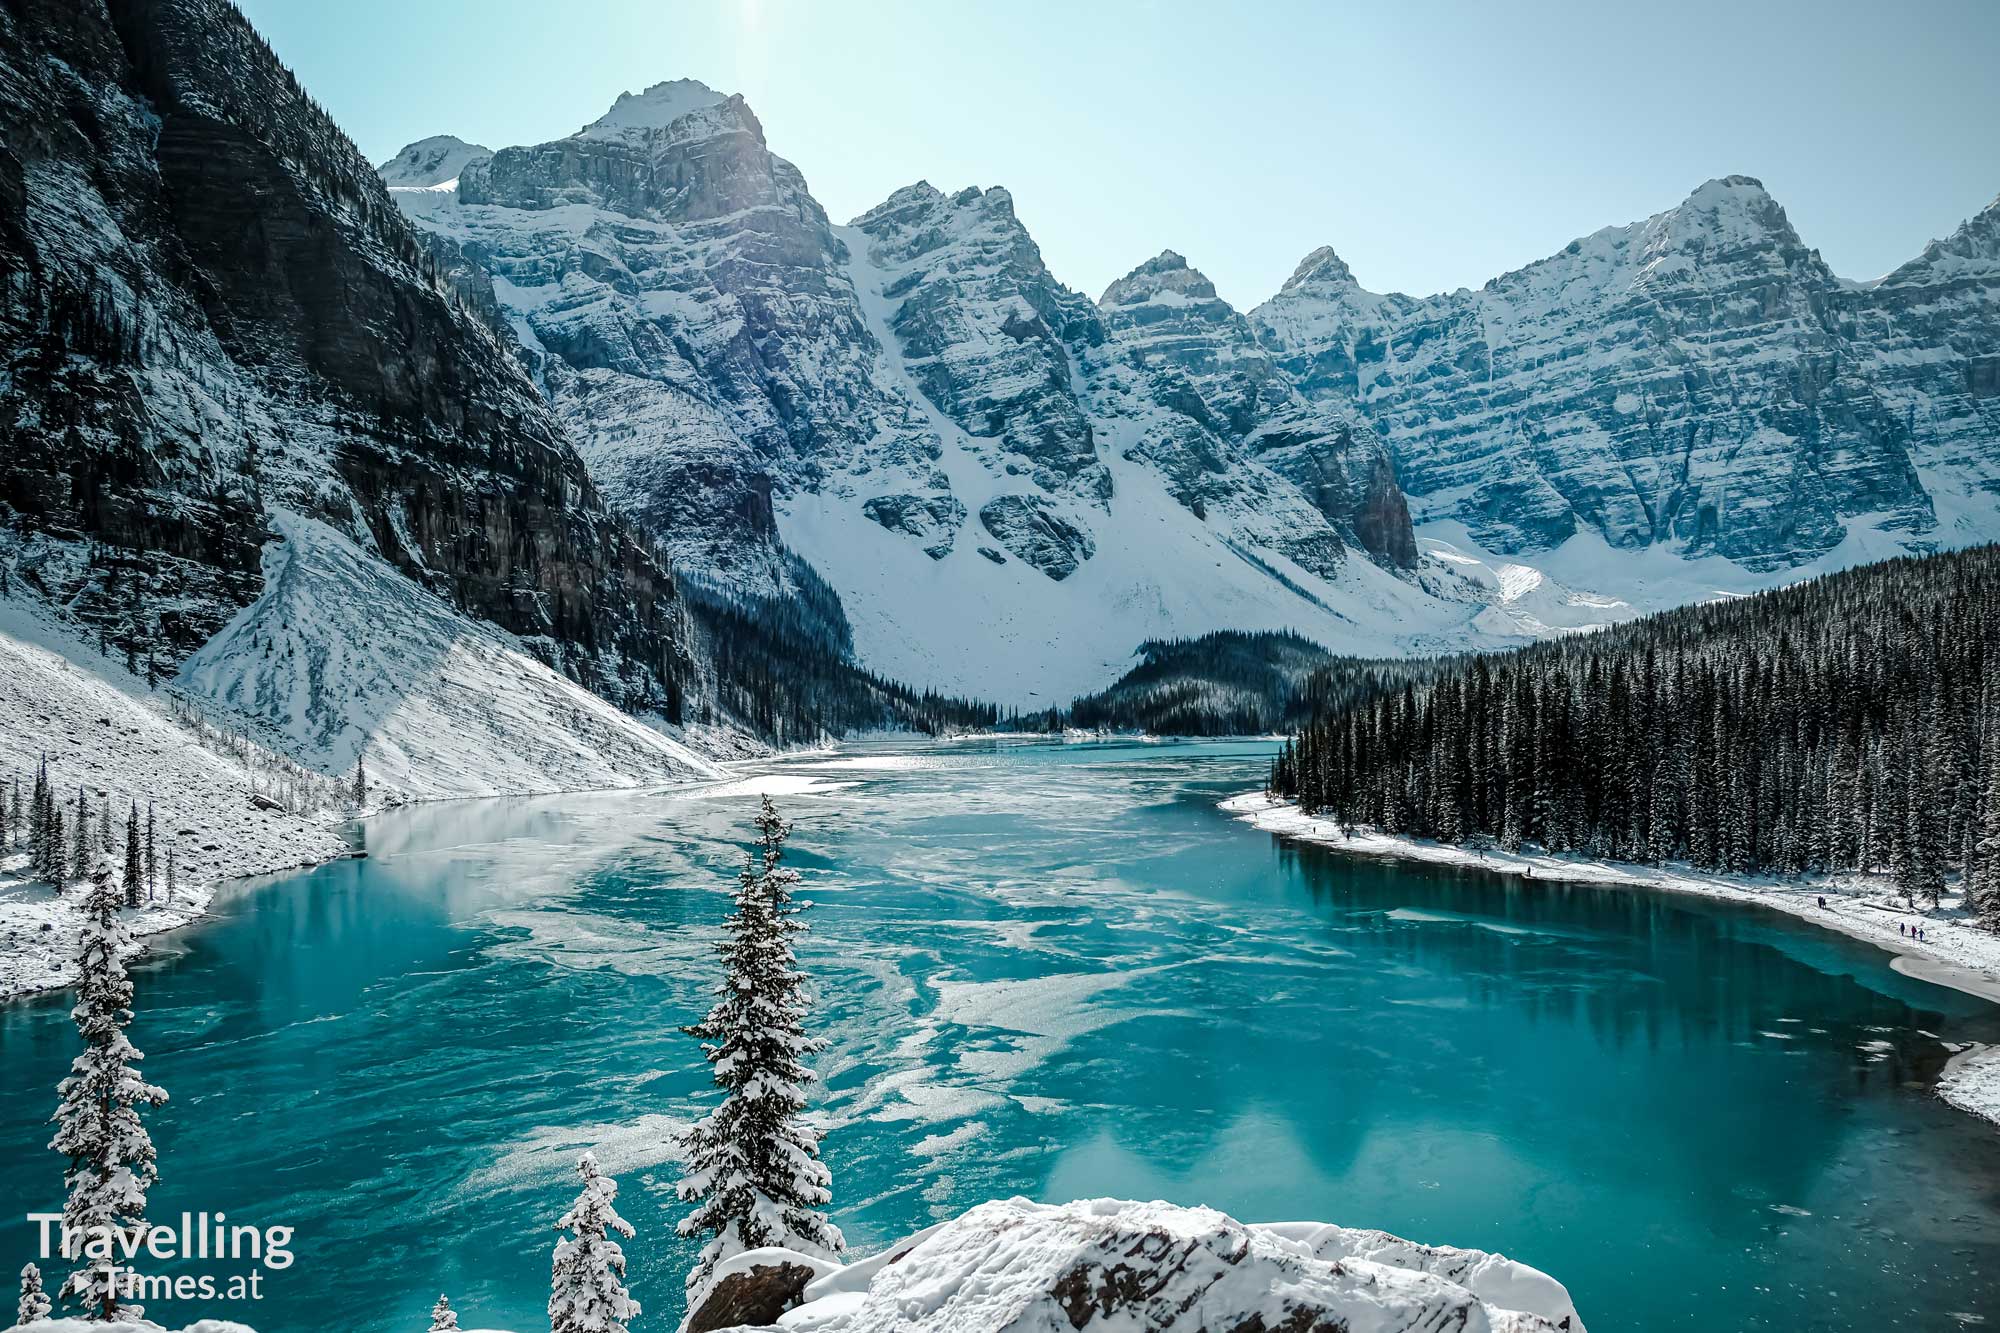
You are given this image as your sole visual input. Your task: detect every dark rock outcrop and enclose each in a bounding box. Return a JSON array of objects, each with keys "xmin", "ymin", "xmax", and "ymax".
[
  {"xmin": 0, "ymin": 0, "xmax": 694, "ymax": 710},
  {"xmin": 978, "ymin": 494, "xmax": 1095, "ymax": 580},
  {"xmin": 684, "ymin": 1259, "xmax": 820, "ymax": 1333}
]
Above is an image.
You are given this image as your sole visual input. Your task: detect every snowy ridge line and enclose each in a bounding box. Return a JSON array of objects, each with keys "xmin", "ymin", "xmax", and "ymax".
[{"xmin": 1220, "ymin": 791, "xmax": 2000, "ymax": 1129}]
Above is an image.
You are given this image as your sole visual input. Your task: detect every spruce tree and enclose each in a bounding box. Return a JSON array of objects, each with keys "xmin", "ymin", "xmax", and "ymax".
[
  {"xmin": 676, "ymin": 797, "xmax": 844, "ymax": 1305},
  {"xmin": 49, "ymin": 865, "xmax": 167, "ymax": 1320},
  {"xmin": 70, "ymin": 790, "xmax": 91, "ymax": 885},
  {"xmin": 164, "ymin": 842, "xmax": 178, "ymax": 906},
  {"xmin": 18, "ymin": 1262, "xmax": 51, "ymax": 1325},
  {"xmin": 122, "ymin": 803, "xmax": 142, "ymax": 909},
  {"xmin": 145, "ymin": 803, "xmax": 157, "ymax": 902},
  {"xmin": 548, "ymin": 1153, "xmax": 638, "ymax": 1333},
  {"xmin": 428, "ymin": 1292, "xmax": 460, "ymax": 1333},
  {"xmin": 98, "ymin": 792, "xmax": 112, "ymax": 854}
]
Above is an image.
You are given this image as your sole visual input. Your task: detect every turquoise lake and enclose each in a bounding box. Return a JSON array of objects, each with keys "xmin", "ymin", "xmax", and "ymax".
[{"xmin": 3, "ymin": 738, "xmax": 1999, "ymax": 1331}]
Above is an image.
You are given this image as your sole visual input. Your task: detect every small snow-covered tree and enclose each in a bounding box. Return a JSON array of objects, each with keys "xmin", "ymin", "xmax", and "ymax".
[
  {"xmin": 70, "ymin": 790, "xmax": 92, "ymax": 884},
  {"xmin": 428, "ymin": 1292, "xmax": 460, "ymax": 1332},
  {"xmin": 49, "ymin": 865, "xmax": 168, "ymax": 1320},
  {"xmin": 122, "ymin": 802, "xmax": 142, "ymax": 909},
  {"xmin": 351, "ymin": 755, "xmax": 367, "ymax": 808},
  {"xmin": 676, "ymin": 797, "xmax": 844, "ymax": 1305},
  {"xmin": 549, "ymin": 1153, "xmax": 638, "ymax": 1333},
  {"xmin": 145, "ymin": 803, "xmax": 157, "ymax": 901},
  {"xmin": 164, "ymin": 841, "xmax": 178, "ymax": 906},
  {"xmin": 18, "ymin": 1262, "xmax": 51, "ymax": 1325}
]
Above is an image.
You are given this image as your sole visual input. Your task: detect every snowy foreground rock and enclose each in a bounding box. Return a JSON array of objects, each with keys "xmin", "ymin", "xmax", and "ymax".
[
  {"xmin": 686, "ymin": 1197, "xmax": 1583, "ymax": 1333},
  {"xmin": 5, "ymin": 1199, "xmax": 1584, "ymax": 1333}
]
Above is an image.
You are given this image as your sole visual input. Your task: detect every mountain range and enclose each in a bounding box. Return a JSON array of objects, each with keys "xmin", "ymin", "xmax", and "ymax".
[
  {"xmin": 4, "ymin": 0, "xmax": 1996, "ymax": 781},
  {"xmin": 384, "ymin": 80, "xmax": 2000, "ymax": 704}
]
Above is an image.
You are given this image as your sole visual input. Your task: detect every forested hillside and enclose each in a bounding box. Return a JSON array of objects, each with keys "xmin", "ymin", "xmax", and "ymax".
[
  {"xmin": 1271, "ymin": 546, "xmax": 2000, "ymax": 923},
  {"xmin": 1068, "ymin": 631, "xmax": 1456, "ymax": 735}
]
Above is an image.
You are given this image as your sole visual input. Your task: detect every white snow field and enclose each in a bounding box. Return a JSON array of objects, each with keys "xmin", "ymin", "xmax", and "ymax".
[
  {"xmin": 179, "ymin": 513, "xmax": 721, "ymax": 800},
  {"xmin": 1221, "ymin": 792, "xmax": 2000, "ymax": 1128},
  {"xmin": 0, "ymin": 596, "xmax": 347, "ymax": 1000},
  {"xmin": 1, "ymin": 512, "xmax": 726, "ymax": 1000}
]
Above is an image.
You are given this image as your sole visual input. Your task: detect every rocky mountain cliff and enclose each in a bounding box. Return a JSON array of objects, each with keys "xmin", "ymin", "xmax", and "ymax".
[
  {"xmin": 1253, "ymin": 177, "xmax": 2000, "ymax": 571},
  {"xmin": 388, "ymin": 86, "xmax": 1510, "ymax": 703},
  {"xmin": 1, "ymin": 0, "xmax": 699, "ymax": 753}
]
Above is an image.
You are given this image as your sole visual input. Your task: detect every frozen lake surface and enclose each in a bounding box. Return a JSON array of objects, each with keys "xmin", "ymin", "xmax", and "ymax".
[{"xmin": 3, "ymin": 737, "xmax": 1998, "ymax": 1331}]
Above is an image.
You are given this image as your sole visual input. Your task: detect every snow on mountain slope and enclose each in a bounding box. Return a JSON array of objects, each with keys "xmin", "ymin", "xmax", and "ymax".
[
  {"xmin": 385, "ymin": 94, "xmax": 1544, "ymax": 704},
  {"xmin": 771, "ymin": 213, "xmax": 1507, "ymax": 705},
  {"xmin": 179, "ymin": 514, "xmax": 720, "ymax": 800},
  {"xmin": 0, "ymin": 593, "xmax": 347, "ymax": 1000},
  {"xmin": 1253, "ymin": 178, "xmax": 2000, "ymax": 577},
  {"xmin": 376, "ymin": 134, "xmax": 492, "ymax": 187}
]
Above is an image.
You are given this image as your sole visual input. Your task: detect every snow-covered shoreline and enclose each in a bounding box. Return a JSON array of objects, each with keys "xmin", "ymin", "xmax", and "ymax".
[{"xmin": 1220, "ymin": 791, "xmax": 2000, "ymax": 1129}]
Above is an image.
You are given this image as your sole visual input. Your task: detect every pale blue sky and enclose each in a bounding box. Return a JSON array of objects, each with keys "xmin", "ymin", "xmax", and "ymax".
[{"xmin": 241, "ymin": 0, "xmax": 2000, "ymax": 309}]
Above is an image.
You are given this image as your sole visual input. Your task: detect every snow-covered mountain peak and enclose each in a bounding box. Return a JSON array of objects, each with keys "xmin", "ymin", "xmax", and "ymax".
[
  {"xmin": 579, "ymin": 77, "xmax": 727, "ymax": 138},
  {"xmin": 1880, "ymin": 190, "xmax": 2000, "ymax": 286},
  {"xmin": 1653, "ymin": 173, "xmax": 1802, "ymax": 253},
  {"xmin": 1280, "ymin": 244, "xmax": 1359, "ymax": 293},
  {"xmin": 376, "ymin": 134, "xmax": 491, "ymax": 188},
  {"xmin": 1099, "ymin": 249, "xmax": 1221, "ymax": 307}
]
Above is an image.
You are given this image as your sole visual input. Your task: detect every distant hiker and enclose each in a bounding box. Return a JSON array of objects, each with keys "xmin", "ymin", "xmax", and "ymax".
[
  {"xmin": 1817, "ymin": 895, "xmax": 1826, "ymax": 909},
  {"xmin": 1899, "ymin": 922, "xmax": 1906, "ymax": 936}
]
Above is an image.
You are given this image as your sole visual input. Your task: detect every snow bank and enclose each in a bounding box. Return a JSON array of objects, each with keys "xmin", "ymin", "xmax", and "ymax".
[
  {"xmin": 0, "ymin": 597, "xmax": 348, "ymax": 1000},
  {"xmin": 179, "ymin": 513, "xmax": 721, "ymax": 799},
  {"xmin": 1222, "ymin": 792, "xmax": 2000, "ymax": 1127},
  {"xmin": 764, "ymin": 1197, "xmax": 1583, "ymax": 1332}
]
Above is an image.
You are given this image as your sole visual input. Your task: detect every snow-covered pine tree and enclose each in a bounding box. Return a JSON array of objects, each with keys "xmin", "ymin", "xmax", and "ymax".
[
  {"xmin": 43, "ymin": 803, "xmax": 66, "ymax": 888},
  {"xmin": 70, "ymin": 789, "xmax": 91, "ymax": 884},
  {"xmin": 676, "ymin": 797, "xmax": 844, "ymax": 1305},
  {"xmin": 99, "ymin": 791, "xmax": 112, "ymax": 854},
  {"xmin": 164, "ymin": 842, "xmax": 178, "ymax": 905},
  {"xmin": 49, "ymin": 864, "xmax": 168, "ymax": 1320},
  {"xmin": 18, "ymin": 1262, "xmax": 51, "ymax": 1325},
  {"xmin": 548, "ymin": 1153, "xmax": 638, "ymax": 1333},
  {"xmin": 428, "ymin": 1292, "xmax": 460, "ymax": 1332},
  {"xmin": 351, "ymin": 755, "xmax": 367, "ymax": 808},
  {"xmin": 29, "ymin": 757, "xmax": 47, "ymax": 865},
  {"xmin": 145, "ymin": 803, "xmax": 157, "ymax": 901},
  {"xmin": 122, "ymin": 803, "xmax": 142, "ymax": 909}
]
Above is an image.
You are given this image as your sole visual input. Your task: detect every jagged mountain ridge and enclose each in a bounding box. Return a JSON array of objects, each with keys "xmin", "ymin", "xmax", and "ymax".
[
  {"xmin": 1252, "ymin": 176, "xmax": 2000, "ymax": 571},
  {"xmin": 387, "ymin": 83, "xmax": 1527, "ymax": 704},
  {"xmin": 0, "ymin": 0, "xmax": 762, "ymax": 794}
]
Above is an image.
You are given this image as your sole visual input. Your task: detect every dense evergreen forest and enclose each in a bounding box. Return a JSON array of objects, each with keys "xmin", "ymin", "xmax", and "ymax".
[
  {"xmin": 1068, "ymin": 631, "xmax": 1454, "ymax": 735},
  {"xmin": 1270, "ymin": 546, "xmax": 2000, "ymax": 925}
]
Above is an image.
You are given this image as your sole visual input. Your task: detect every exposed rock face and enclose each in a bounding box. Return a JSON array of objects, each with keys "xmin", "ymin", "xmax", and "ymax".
[
  {"xmin": 388, "ymin": 93, "xmax": 1482, "ymax": 703},
  {"xmin": 1097, "ymin": 250, "xmax": 1418, "ymax": 569},
  {"xmin": 0, "ymin": 0, "xmax": 694, "ymax": 713},
  {"xmin": 1253, "ymin": 177, "xmax": 2000, "ymax": 571},
  {"xmin": 850, "ymin": 183, "xmax": 1109, "ymax": 503},
  {"xmin": 733, "ymin": 1198, "xmax": 1587, "ymax": 1332},
  {"xmin": 407, "ymin": 81, "xmax": 933, "ymax": 582},
  {"xmin": 976, "ymin": 493, "xmax": 1094, "ymax": 580},
  {"xmin": 684, "ymin": 1256, "xmax": 822, "ymax": 1333}
]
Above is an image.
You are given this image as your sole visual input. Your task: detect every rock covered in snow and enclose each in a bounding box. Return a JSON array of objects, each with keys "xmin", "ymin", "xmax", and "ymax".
[
  {"xmin": 0, "ymin": 0, "xmax": 696, "ymax": 719},
  {"xmin": 387, "ymin": 85, "xmax": 1525, "ymax": 701},
  {"xmin": 1251, "ymin": 177, "xmax": 2000, "ymax": 571},
  {"xmin": 702, "ymin": 1197, "xmax": 1584, "ymax": 1332},
  {"xmin": 377, "ymin": 134, "xmax": 492, "ymax": 187}
]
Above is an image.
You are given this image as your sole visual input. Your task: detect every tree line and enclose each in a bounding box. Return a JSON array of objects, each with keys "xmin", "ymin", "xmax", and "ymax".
[
  {"xmin": 6, "ymin": 759, "xmax": 177, "ymax": 907},
  {"xmin": 1270, "ymin": 545, "xmax": 2000, "ymax": 925}
]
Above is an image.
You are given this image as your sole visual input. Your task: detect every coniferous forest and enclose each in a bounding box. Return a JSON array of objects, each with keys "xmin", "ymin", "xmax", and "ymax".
[{"xmin": 1270, "ymin": 546, "xmax": 2000, "ymax": 926}]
